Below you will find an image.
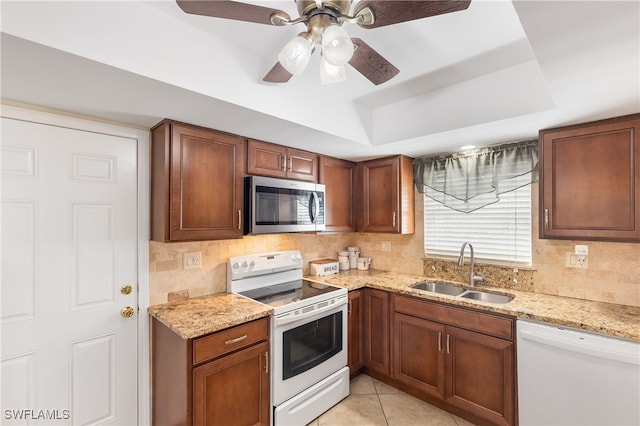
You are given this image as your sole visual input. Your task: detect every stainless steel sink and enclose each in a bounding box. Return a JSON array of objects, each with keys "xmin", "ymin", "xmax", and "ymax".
[
  {"xmin": 411, "ymin": 281, "xmax": 466, "ymax": 296},
  {"xmin": 459, "ymin": 290, "xmax": 514, "ymax": 304}
]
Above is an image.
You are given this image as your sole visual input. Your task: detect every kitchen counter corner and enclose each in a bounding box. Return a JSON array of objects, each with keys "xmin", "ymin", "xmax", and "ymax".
[{"xmin": 148, "ymin": 293, "xmax": 272, "ymax": 340}]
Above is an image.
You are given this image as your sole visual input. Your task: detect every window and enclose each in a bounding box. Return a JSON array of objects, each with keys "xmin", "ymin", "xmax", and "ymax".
[{"xmin": 424, "ymin": 183, "xmax": 532, "ymax": 267}]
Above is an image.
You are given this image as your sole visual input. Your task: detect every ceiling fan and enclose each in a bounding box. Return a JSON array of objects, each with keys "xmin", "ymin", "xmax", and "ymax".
[{"xmin": 176, "ymin": 0, "xmax": 472, "ymax": 85}]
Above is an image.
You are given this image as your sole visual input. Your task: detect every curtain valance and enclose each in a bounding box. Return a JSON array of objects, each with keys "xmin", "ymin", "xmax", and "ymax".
[{"xmin": 413, "ymin": 139, "xmax": 539, "ymax": 213}]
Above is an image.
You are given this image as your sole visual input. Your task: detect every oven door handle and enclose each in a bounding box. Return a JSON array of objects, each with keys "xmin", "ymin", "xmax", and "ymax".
[{"xmin": 274, "ymin": 295, "xmax": 347, "ymax": 327}]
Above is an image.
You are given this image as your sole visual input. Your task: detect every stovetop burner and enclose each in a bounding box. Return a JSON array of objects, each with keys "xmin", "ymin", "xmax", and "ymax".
[
  {"xmin": 227, "ymin": 250, "xmax": 347, "ymax": 314},
  {"xmin": 239, "ymin": 279, "xmax": 342, "ymax": 309}
]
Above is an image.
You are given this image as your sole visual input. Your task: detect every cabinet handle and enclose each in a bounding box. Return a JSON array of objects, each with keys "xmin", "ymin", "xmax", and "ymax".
[
  {"xmin": 225, "ymin": 334, "xmax": 248, "ymax": 345},
  {"xmin": 264, "ymin": 351, "xmax": 269, "ymax": 374},
  {"xmin": 288, "ymin": 157, "xmax": 293, "ymax": 173},
  {"xmin": 438, "ymin": 332, "xmax": 442, "ymax": 352},
  {"xmin": 544, "ymin": 208, "xmax": 549, "ymax": 230},
  {"xmin": 446, "ymin": 334, "xmax": 450, "ymax": 354},
  {"xmin": 238, "ymin": 210, "xmax": 242, "ymax": 231},
  {"xmin": 392, "ymin": 212, "xmax": 396, "ymax": 228},
  {"xmin": 282, "ymin": 155, "xmax": 287, "ymax": 172}
]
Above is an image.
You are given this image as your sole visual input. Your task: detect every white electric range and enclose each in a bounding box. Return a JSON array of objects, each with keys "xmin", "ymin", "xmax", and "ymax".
[{"xmin": 227, "ymin": 250, "xmax": 349, "ymax": 425}]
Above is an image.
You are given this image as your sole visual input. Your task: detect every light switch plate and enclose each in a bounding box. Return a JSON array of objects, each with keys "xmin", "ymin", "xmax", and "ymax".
[{"xmin": 575, "ymin": 244, "xmax": 589, "ymax": 255}]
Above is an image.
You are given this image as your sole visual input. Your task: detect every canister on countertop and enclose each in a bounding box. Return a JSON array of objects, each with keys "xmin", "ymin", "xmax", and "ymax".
[
  {"xmin": 338, "ymin": 251, "xmax": 350, "ymax": 271},
  {"xmin": 357, "ymin": 257, "xmax": 371, "ymax": 270},
  {"xmin": 347, "ymin": 246, "xmax": 360, "ymax": 269}
]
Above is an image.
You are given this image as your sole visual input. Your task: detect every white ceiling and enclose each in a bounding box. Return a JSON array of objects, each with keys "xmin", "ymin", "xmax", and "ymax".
[{"xmin": 1, "ymin": 0, "xmax": 638, "ymax": 161}]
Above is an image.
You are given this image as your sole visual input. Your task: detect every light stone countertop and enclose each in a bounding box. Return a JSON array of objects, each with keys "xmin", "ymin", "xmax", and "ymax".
[
  {"xmin": 148, "ymin": 269, "xmax": 639, "ymax": 342},
  {"xmin": 308, "ymin": 269, "xmax": 640, "ymax": 341},
  {"xmin": 148, "ymin": 293, "xmax": 272, "ymax": 340}
]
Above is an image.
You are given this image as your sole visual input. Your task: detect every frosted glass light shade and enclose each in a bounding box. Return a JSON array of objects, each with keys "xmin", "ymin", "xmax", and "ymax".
[
  {"xmin": 320, "ymin": 57, "xmax": 346, "ymax": 84},
  {"xmin": 321, "ymin": 25, "xmax": 354, "ymax": 66},
  {"xmin": 278, "ymin": 35, "xmax": 312, "ymax": 76}
]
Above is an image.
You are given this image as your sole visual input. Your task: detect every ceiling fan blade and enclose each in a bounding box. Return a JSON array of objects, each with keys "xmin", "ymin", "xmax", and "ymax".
[
  {"xmin": 176, "ymin": 1, "xmax": 290, "ymax": 25},
  {"xmin": 354, "ymin": 0, "xmax": 471, "ymax": 29},
  {"xmin": 349, "ymin": 38, "xmax": 399, "ymax": 85},
  {"xmin": 263, "ymin": 62, "xmax": 293, "ymax": 83}
]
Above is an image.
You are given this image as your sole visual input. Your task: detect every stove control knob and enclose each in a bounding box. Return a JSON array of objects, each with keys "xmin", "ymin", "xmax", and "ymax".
[
  {"xmin": 232, "ymin": 262, "xmax": 240, "ymax": 269},
  {"xmin": 249, "ymin": 261, "xmax": 255, "ymax": 268},
  {"xmin": 241, "ymin": 261, "xmax": 248, "ymax": 268}
]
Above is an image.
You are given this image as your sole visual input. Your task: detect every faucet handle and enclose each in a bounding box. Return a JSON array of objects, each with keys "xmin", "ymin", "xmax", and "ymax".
[{"xmin": 473, "ymin": 274, "xmax": 484, "ymax": 283}]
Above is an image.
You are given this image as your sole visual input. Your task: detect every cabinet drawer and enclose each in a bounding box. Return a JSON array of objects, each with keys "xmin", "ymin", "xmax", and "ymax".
[
  {"xmin": 193, "ymin": 317, "xmax": 269, "ymax": 365},
  {"xmin": 393, "ymin": 295, "xmax": 513, "ymax": 340}
]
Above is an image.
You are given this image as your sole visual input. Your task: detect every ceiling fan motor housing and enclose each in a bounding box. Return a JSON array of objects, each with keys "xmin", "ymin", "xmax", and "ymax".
[{"xmin": 297, "ymin": 0, "xmax": 352, "ymax": 17}]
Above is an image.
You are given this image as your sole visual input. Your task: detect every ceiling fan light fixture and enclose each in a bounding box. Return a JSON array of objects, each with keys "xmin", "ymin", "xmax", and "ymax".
[
  {"xmin": 320, "ymin": 57, "xmax": 346, "ymax": 84},
  {"xmin": 321, "ymin": 24, "xmax": 354, "ymax": 66},
  {"xmin": 278, "ymin": 32, "xmax": 313, "ymax": 76}
]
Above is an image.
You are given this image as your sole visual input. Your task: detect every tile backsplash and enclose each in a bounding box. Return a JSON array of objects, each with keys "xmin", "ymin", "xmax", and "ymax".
[{"xmin": 149, "ymin": 183, "xmax": 639, "ymax": 307}]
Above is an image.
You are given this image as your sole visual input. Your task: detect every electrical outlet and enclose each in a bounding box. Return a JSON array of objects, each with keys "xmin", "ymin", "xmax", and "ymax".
[
  {"xmin": 576, "ymin": 254, "xmax": 588, "ymax": 269},
  {"xmin": 183, "ymin": 251, "xmax": 201, "ymax": 270},
  {"xmin": 566, "ymin": 253, "xmax": 588, "ymax": 269},
  {"xmin": 381, "ymin": 241, "xmax": 391, "ymax": 252}
]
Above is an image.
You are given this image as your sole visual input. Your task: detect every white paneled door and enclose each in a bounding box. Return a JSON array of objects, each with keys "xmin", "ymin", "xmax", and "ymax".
[{"xmin": 1, "ymin": 117, "xmax": 138, "ymax": 425}]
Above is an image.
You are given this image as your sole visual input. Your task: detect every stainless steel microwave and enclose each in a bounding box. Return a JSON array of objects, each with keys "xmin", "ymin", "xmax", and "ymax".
[{"xmin": 245, "ymin": 176, "xmax": 325, "ymax": 234}]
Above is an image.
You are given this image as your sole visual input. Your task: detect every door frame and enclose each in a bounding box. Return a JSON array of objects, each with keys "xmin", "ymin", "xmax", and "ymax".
[{"xmin": 0, "ymin": 102, "xmax": 151, "ymax": 425}]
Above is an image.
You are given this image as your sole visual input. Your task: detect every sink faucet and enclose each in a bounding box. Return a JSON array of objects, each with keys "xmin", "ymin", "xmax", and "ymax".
[{"xmin": 458, "ymin": 242, "xmax": 484, "ymax": 287}]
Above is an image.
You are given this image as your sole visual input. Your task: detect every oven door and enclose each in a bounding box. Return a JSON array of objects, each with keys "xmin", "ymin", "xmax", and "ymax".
[{"xmin": 272, "ymin": 301, "xmax": 347, "ymax": 406}]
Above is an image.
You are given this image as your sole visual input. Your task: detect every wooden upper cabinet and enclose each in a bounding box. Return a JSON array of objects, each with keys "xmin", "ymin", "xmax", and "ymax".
[
  {"xmin": 247, "ymin": 139, "xmax": 318, "ymax": 182},
  {"xmin": 359, "ymin": 155, "xmax": 415, "ymax": 234},
  {"xmin": 539, "ymin": 113, "xmax": 640, "ymax": 242},
  {"xmin": 319, "ymin": 156, "xmax": 356, "ymax": 232},
  {"xmin": 150, "ymin": 120, "xmax": 245, "ymax": 242}
]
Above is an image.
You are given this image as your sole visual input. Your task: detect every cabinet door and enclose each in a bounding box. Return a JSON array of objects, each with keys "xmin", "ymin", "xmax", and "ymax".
[
  {"xmin": 539, "ymin": 114, "xmax": 640, "ymax": 242},
  {"xmin": 392, "ymin": 313, "xmax": 445, "ymax": 399},
  {"xmin": 247, "ymin": 139, "xmax": 288, "ymax": 179},
  {"xmin": 363, "ymin": 288, "xmax": 390, "ymax": 375},
  {"xmin": 361, "ymin": 157, "xmax": 398, "ymax": 232},
  {"xmin": 445, "ymin": 326, "xmax": 514, "ymax": 426},
  {"xmin": 348, "ymin": 290, "xmax": 364, "ymax": 375},
  {"xmin": 360, "ymin": 156, "xmax": 414, "ymax": 234},
  {"xmin": 193, "ymin": 341, "xmax": 270, "ymax": 426},
  {"xmin": 170, "ymin": 124, "xmax": 245, "ymax": 241},
  {"xmin": 287, "ymin": 147, "xmax": 318, "ymax": 182},
  {"xmin": 247, "ymin": 140, "xmax": 318, "ymax": 182},
  {"xmin": 320, "ymin": 156, "xmax": 356, "ymax": 232}
]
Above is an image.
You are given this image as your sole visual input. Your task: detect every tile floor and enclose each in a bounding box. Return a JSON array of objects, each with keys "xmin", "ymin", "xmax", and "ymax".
[{"xmin": 307, "ymin": 374, "xmax": 476, "ymax": 426}]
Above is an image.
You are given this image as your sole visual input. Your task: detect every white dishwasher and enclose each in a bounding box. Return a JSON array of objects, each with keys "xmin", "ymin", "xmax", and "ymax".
[{"xmin": 517, "ymin": 320, "xmax": 640, "ymax": 426}]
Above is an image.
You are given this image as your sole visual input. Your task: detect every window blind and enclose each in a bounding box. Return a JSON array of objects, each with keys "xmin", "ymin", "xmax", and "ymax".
[{"xmin": 424, "ymin": 183, "xmax": 532, "ymax": 267}]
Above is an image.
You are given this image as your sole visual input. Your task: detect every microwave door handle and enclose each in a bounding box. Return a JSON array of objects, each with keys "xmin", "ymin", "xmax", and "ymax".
[{"xmin": 310, "ymin": 192, "xmax": 319, "ymax": 224}]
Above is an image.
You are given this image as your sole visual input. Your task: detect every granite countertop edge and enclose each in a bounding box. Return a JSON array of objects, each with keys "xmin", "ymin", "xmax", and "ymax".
[
  {"xmin": 148, "ymin": 269, "xmax": 639, "ymax": 342},
  {"xmin": 308, "ymin": 269, "xmax": 640, "ymax": 342}
]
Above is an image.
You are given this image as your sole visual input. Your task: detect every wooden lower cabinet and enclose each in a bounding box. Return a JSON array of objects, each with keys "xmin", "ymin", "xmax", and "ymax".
[
  {"xmin": 363, "ymin": 288, "xmax": 390, "ymax": 375},
  {"xmin": 445, "ymin": 325, "xmax": 514, "ymax": 425},
  {"xmin": 390, "ymin": 294, "xmax": 516, "ymax": 426},
  {"xmin": 348, "ymin": 290, "xmax": 364, "ymax": 375},
  {"xmin": 152, "ymin": 317, "xmax": 270, "ymax": 426},
  {"xmin": 193, "ymin": 341, "xmax": 270, "ymax": 425},
  {"xmin": 392, "ymin": 312, "xmax": 445, "ymax": 399}
]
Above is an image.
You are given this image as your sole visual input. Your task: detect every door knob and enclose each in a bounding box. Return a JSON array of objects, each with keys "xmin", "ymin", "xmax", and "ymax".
[
  {"xmin": 121, "ymin": 284, "xmax": 133, "ymax": 295},
  {"xmin": 121, "ymin": 306, "xmax": 135, "ymax": 318}
]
